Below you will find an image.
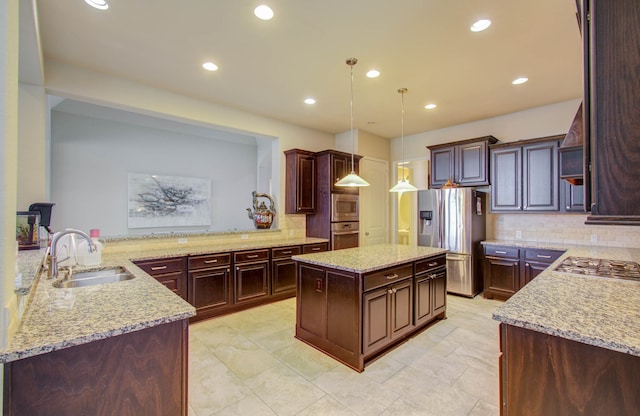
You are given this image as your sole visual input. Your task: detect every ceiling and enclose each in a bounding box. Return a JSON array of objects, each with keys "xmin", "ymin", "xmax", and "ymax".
[{"xmin": 34, "ymin": 0, "xmax": 583, "ymax": 139}]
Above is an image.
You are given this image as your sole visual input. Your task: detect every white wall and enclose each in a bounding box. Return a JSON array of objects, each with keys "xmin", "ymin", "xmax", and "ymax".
[
  {"xmin": 51, "ymin": 110, "xmax": 261, "ymax": 236},
  {"xmin": 17, "ymin": 83, "xmax": 46, "ymax": 209}
]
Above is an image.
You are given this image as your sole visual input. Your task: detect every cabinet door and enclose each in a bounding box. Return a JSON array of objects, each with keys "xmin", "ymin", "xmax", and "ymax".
[
  {"xmin": 522, "ymin": 261, "xmax": 549, "ymax": 287},
  {"xmin": 561, "ymin": 182, "xmax": 585, "ymax": 212},
  {"xmin": 484, "ymin": 256, "xmax": 520, "ymax": 299},
  {"xmin": 154, "ymin": 272, "xmax": 187, "ymax": 300},
  {"xmin": 491, "ymin": 147, "xmax": 522, "ymax": 211},
  {"xmin": 272, "ymin": 258, "xmax": 297, "ymax": 295},
  {"xmin": 390, "ymin": 279, "xmax": 414, "ymax": 339},
  {"xmin": 522, "ymin": 141, "xmax": 559, "ymax": 211},
  {"xmin": 414, "ymin": 274, "xmax": 433, "ymax": 326},
  {"xmin": 189, "ymin": 267, "xmax": 231, "ymax": 314},
  {"xmin": 457, "ymin": 141, "xmax": 489, "ymax": 186},
  {"xmin": 135, "ymin": 257, "xmax": 187, "ymax": 300},
  {"xmin": 363, "ymin": 286, "xmax": 391, "ymax": 356},
  {"xmin": 235, "ymin": 261, "xmax": 269, "ymax": 303},
  {"xmin": 432, "ymin": 270, "xmax": 447, "ymax": 316},
  {"xmin": 297, "ymin": 265, "xmax": 327, "ymax": 338},
  {"xmin": 285, "ymin": 150, "xmax": 316, "ymax": 214},
  {"xmin": 430, "ymin": 147, "xmax": 455, "ymax": 188},
  {"xmin": 331, "ymin": 154, "xmax": 353, "ymax": 192}
]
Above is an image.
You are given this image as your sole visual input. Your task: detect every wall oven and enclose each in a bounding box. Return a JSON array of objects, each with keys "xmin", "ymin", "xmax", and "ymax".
[
  {"xmin": 331, "ymin": 222, "xmax": 359, "ymax": 250},
  {"xmin": 331, "ymin": 194, "xmax": 359, "ymax": 222}
]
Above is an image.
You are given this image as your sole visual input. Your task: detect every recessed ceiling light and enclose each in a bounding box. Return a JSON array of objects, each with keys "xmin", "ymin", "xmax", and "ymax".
[
  {"xmin": 254, "ymin": 5, "xmax": 274, "ymax": 20},
  {"xmin": 202, "ymin": 62, "xmax": 219, "ymax": 71},
  {"xmin": 512, "ymin": 77, "xmax": 529, "ymax": 85},
  {"xmin": 85, "ymin": 0, "xmax": 109, "ymax": 10},
  {"xmin": 366, "ymin": 70, "xmax": 380, "ymax": 78},
  {"xmin": 470, "ymin": 19, "xmax": 491, "ymax": 32},
  {"xmin": 304, "ymin": 98, "xmax": 316, "ymax": 105},
  {"xmin": 425, "ymin": 103, "xmax": 437, "ymax": 110}
]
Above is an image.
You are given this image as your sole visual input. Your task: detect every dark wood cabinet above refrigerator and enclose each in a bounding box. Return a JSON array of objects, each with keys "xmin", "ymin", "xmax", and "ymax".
[{"xmin": 427, "ymin": 135, "xmax": 498, "ymax": 188}]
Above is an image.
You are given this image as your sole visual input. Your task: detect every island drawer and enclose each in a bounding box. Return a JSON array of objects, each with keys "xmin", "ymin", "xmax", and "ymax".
[
  {"xmin": 364, "ymin": 264, "xmax": 414, "ymax": 292},
  {"xmin": 302, "ymin": 242, "xmax": 329, "ymax": 254},
  {"xmin": 484, "ymin": 246, "xmax": 519, "ymax": 258},
  {"xmin": 234, "ymin": 249, "xmax": 270, "ymax": 264},
  {"xmin": 188, "ymin": 253, "xmax": 231, "ymax": 270},
  {"xmin": 272, "ymin": 246, "xmax": 302, "ymax": 259},
  {"xmin": 415, "ymin": 255, "xmax": 446, "ymax": 274},
  {"xmin": 135, "ymin": 257, "xmax": 185, "ymax": 275}
]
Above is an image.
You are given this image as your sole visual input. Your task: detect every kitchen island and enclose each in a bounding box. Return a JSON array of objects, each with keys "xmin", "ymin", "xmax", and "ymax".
[
  {"xmin": 293, "ymin": 244, "xmax": 447, "ymax": 372},
  {"xmin": 490, "ymin": 242, "xmax": 640, "ymax": 415}
]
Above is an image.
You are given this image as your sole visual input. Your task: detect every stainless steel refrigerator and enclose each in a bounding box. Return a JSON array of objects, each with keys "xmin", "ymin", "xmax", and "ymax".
[{"xmin": 417, "ymin": 188, "xmax": 486, "ymax": 297}]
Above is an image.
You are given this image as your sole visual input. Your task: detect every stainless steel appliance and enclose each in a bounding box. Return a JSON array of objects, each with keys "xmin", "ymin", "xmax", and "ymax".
[
  {"xmin": 417, "ymin": 188, "xmax": 486, "ymax": 297},
  {"xmin": 331, "ymin": 194, "xmax": 359, "ymax": 222},
  {"xmin": 330, "ymin": 221, "xmax": 359, "ymax": 250}
]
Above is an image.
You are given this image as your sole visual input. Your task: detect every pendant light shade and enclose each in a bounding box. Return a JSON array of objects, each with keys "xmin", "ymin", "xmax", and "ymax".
[
  {"xmin": 335, "ymin": 58, "xmax": 370, "ymax": 188},
  {"xmin": 390, "ymin": 88, "xmax": 417, "ymax": 193}
]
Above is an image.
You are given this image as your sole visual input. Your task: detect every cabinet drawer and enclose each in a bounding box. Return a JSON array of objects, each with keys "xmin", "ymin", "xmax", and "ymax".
[
  {"xmin": 302, "ymin": 242, "xmax": 329, "ymax": 254},
  {"xmin": 272, "ymin": 246, "xmax": 302, "ymax": 259},
  {"xmin": 484, "ymin": 246, "xmax": 519, "ymax": 259},
  {"xmin": 135, "ymin": 257, "xmax": 185, "ymax": 276},
  {"xmin": 188, "ymin": 253, "xmax": 231, "ymax": 270},
  {"xmin": 364, "ymin": 264, "xmax": 413, "ymax": 292},
  {"xmin": 524, "ymin": 248, "xmax": 564, "ymax": 263},
  {"xmin": 415, "ymin": 255, "xmax": 446, "ymax": 274},
  {"xmin": 234, "ymin": 249, "xmax": 269, "ymax": 264}
]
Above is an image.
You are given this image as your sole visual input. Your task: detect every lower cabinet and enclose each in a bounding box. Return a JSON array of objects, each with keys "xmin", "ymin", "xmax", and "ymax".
[
  {"xmin": 414, "ymin": 256, "xmax": 447, "ymax": 327},
  {"xmin": 134, "ymin": 257, "xmax": 187, "ymax": 300},
  {"xmin": 234, "ymin": 249, "xmax": 270, "ymax": 304},
  {"xmin": 271, "ymin": 245, "xmax": 302, "ymax": 296},
  {"xmin": 188, "ymin": 253, "xmax": 231, "ymax": 319},
  {"xmin": 483, "ymin": 245, "xmax": 564, "ymax": 300}
]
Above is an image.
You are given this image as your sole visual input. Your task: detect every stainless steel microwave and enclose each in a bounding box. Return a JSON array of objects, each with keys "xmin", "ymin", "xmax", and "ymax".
[{"xmin": 331, "ymin": 194, "xmax": 359, "ymax": 222}]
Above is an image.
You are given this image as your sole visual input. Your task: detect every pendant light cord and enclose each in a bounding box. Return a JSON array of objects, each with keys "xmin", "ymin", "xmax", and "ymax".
[
  {"xmin": 399, "ymin": 88, "xmax": 408, "ymax": 181},
  {"xmin": 349, "ymin": 61, "xmax": 355, "ymax": 174}
]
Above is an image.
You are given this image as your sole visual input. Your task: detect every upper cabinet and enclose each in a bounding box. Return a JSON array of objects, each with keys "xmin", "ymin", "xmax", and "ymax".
[
  {"xmin": 324, "ymin": 150, "xmax": 362, "ymax": 194},
  {"xmin": 583, "ymin": 0, "xmax": 640, "ymax": 224},
  {"xmin": 284, "ymin": 149, "xmax": 316, "ymax": 214},
  {"xmin": 427, "ymin": 136, "xmax": 498, "ymax": 188},
  {"xmin": 490, "ymin": 136, "xmax": 561, "ymax": 212}
]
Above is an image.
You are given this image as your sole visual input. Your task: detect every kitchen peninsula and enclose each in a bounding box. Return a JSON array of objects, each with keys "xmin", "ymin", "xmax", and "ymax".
[{"xmin": 293, "ymin": 244, "xmax": 447, "ymax": 372}]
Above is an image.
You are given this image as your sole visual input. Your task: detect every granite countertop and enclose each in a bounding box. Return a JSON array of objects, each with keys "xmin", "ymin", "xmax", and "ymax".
[
  {"xmin": 481, "ymin": 239, "xmax": 569, "ymax": 250},
  {"xmin": 292, "ymin": 244, "xmax": 447, "ymax": 273},
  {"xmin": 2, "ymin": 236, "xmax": 328, "ymax": 364},
  {"xmin": 490, "ymin": 240, "xmax": 640, "ymax": 357}
]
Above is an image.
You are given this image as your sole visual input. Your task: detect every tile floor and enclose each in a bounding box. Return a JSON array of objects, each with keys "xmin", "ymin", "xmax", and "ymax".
[{"xmin": 189, "ymin": 295, "xmax": 504, "ymax": 416}]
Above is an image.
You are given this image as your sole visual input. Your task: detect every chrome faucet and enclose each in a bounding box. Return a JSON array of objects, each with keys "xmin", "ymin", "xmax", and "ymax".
[{"xmin": 47, "ymin": 229, "xmax": 96, "ymax": 278}]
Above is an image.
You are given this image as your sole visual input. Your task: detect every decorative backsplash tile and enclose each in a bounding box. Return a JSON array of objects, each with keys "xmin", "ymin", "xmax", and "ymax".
[{"xmin": 491, "ymin": 214, "xmax": 640, "ymax": 248}]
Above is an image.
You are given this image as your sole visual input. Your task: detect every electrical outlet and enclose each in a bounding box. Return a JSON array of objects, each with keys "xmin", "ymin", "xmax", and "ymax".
[
  {"xmin": 241, "ymin": 234, "xmax": 249, "ymax": 240},
  {"xmin": 515, "ymin": 230, "xmax": 522, "ymax": 239},
  {"xmin": 177, "ymin": 238, "xmax": 188, "ymax": 244},
  {"xmin": 591, "ymin": 234, "xmax": 598, "ymax": 243},
  {"xmin": 289, "ymin": 230, "xmax": 295, "ymax": 237}
]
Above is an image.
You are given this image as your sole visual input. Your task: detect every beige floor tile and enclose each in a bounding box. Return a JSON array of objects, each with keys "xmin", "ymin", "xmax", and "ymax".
[
  {"xmin": 213, "ymin": 394, "xmax": 277, "ymax": 416},
  {"xmin": 296, "ymin": 396, "xmax": 359, "ymax": 416}
]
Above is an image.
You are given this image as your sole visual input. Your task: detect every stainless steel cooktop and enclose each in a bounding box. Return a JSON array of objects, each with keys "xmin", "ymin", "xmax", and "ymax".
[{"xmin": 554, "ymin": 256, "xmax": 640, "ymax": 281}]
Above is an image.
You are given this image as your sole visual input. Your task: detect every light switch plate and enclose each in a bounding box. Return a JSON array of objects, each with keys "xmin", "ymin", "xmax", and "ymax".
[
  {"xmin": 515, "ymin": 230, "xmax": 522, "ymax": 239},
  {"xmin": 177, "ymin": 238, "xmax": 188, "ymax": 244}
]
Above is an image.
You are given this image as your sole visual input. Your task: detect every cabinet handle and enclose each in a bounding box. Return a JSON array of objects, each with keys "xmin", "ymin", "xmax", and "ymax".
[
  {"xmin": 246, "ymin": 254, "xmax": 259, "ymax": 259},
  {"xmin": 151, "ymin": 266, "xmax": 167, "ymax": 271},
  {"xmin": 536, "ymin": 255, "xmax": 552, "ymax": 259},
  {"xmin": 495, "ymin": 250, "xmax": 507, "ymax": 254},
  {"xmin": 430, "ymin": 274, "xmax": 438, "ymax": 279},
  {"xmin": 525, "ymin": 263, "xmax": 530, "ymax": 267},
  {"xmin": 387, "ymin": 288, "xmax": 394, "ymax": 295},
  {"xmin": 428, "ymin": 262, "xmax": 438, "ymax": 267},
  {"xmin": 316, "ymin": 278, "xmax": 323, "ymax": 292},
  {"xmin": 204, "ymin": 259, "xmax": 218, "ymax": 264},
  {"xmin": 281, "ymin": 251, "xmax": 292, "ymax": 255},
  {"xmin": 385, "ymin": 273, "xmax": 399, "ymax": 280},
  {"xmin": 311, "ymin": 247, "xmax": 321, "ymax": 251}
]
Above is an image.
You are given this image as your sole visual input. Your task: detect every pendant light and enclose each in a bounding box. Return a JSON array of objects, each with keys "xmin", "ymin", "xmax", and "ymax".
[
  {"xmin": 335, "ymin": 58, "xmax": 370, "ymax": 187},
  {"xmin": 390, "ymin": 88, "xmax": 418, "ymax": 193}
]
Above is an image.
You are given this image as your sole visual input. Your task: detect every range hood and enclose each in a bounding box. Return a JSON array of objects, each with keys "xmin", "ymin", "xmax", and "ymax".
[{"xmin": 558, "ymin": 102, "xmax": 584, "ymax": 186}]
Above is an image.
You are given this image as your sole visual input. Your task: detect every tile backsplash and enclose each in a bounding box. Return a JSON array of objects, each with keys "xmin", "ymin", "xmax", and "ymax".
[{"xmin": 490, "ymin": 213, "xmax": 640, "ymax": 248}]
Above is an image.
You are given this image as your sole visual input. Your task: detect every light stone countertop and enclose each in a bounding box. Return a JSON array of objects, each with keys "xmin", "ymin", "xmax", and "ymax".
[
  {"xmin": 292, "ymin": 244, "xmax": 447, "ymax": 273},
  {"xmin": 488, "ymin": 240, "xmax": 640, "ymax": 357},
  {"xmin": 2, "ymin": 236, "xmax": 328, "ymax": 363}
]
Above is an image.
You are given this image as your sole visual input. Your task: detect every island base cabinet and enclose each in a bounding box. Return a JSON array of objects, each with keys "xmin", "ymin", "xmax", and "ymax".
[
  {"xmin": 500, "ymin": 324, "xmax": 640, "ymax": 416},
  {"xmin": 4, "ymin": 320, "xmax": 188, "ymax": 416}
]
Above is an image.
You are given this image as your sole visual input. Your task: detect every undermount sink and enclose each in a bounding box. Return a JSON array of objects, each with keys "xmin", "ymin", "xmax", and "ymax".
[{"xmin": 52, "ymin": 266, "xmax": 135, "ymax": 288}]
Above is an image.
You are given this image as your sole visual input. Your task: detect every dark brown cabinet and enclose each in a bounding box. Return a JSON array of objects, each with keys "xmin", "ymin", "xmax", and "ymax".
[
  {"xmin": 490, "ymin": 136, "xmax": 561, "ymax": 212},
  {"xmin": 234, "ymin": 249, "xmax": 270, "ymax": 304},
  {"xmin": 328, "ymin": 151, "xmax": 360, "ymax": 193},
  {"xmin": 483, "ymin": 245, "xmax": 564, "ymax": 300},
  {"xmin": 284, "ymin": 149, "xmax": 316, "ymax": 214},
  {"xmin": 583, "ymin": 0, "xmax": 640, "ymax": 224},
  {"xmin": 296, "ymin": 254, "xmax": 446, "ymax": 372},
  {"xmin": 427, "ymin": 136, "xmax": 498, "ymax": 188},
  {"xmin": 499, "ymin": 323, "xmax": 640, "ymax": 415},
  {"xmin": 271, "ymin": 245, "xmax": 302, "ymax": 296},
  {"xmin": 188, "ymin": 253, "xmax": 231, "ymax": 319},
  {"xmin": 134, "ymin": 257, "xmax": 187, "ymax": 300}
]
